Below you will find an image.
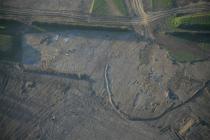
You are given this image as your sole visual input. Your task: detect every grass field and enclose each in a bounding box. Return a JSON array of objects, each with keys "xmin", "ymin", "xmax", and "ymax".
[
  {"xmin": 112, "ymin": 0, "xmax": 128, "ymax": 15},
  {"xmin": 170, "ymin": 12, "xmax": 210, "ymax": 29},
  {"xmin": 169, "ymin": 50, "xmax": 200, "ymax": 62},
  {"xmin": 161, "ymin": 45, "xmax": 203, "ymax": 63},
  {"xmin": 92, "ymin": 0, "xmax": 110, "ymax": 16},
  {"xmin": 92, "ymin": 0, "xmax": 128, "ymax": 16},
  {"xmin": 165, "ymin": 12, "xmax": 210, "ymax": 51},
  {"xmin": 151, "ymin": 0, "xmax": 173, "ymax": 9}
]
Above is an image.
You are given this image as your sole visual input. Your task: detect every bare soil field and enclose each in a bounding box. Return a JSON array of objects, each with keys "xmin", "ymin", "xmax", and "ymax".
[
  {"xmin": 0, "ymin": 0, "xmax": 210, "ymax": 140},
  {"xmin": 0, "ymin": 0, "xmax": 92, "ymax": 12},
  {"xmin": 0, "ymin": 62, "xmax": 170, "ymax": 140},
  {"xmin": 1, "ymin": 28, "xmax": 210, "ymax": 139}
]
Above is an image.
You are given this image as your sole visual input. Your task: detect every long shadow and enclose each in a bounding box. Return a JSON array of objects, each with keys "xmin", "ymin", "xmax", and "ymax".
[
  {"xmin": 23, "ymin": 68, "xmax": 95, "ymax": 84},
  {"xmin": 0, "ymin": 19, "xmax": 42, "ymax": 63}
]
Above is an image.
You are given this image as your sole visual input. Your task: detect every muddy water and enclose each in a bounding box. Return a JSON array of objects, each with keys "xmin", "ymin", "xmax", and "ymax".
[
  {"xmin": 0, "ymin": 20, "xmax": 39, "ymax": 64},
  {"xmin": 0, "ymin": 34, "xmax": 41, "ymax": 64}
]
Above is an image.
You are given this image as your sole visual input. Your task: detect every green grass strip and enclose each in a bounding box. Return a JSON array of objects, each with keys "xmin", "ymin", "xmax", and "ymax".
[
  {"xmin": 92, "ymin": 0, "xmax": 109, "ymax": 16},
  {"xmin": 112, "ymin": 0, "xmax": 128, "ymax": 15},
  {"xmin": 151, "ymin": 0, "xmax": 173, "ymax": 9},
  {"xmin": 171, "ymin": 12, "xmax": 210, "ymax": 28}
]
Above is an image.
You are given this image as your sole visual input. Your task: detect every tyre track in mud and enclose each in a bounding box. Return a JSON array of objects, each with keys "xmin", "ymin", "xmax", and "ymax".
[{"xmin": 104, "ymin": 64, "xmax": 210, "ymax": 121}]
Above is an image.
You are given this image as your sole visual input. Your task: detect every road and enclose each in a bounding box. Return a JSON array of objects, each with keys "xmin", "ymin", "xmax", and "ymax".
[
  {"xmin": 0, "ymin": 2, "xmax": 210, "ymax": 28},
  {"xmin": 129, "ymin": 0, "xmax": 210, "ymax": 39}
]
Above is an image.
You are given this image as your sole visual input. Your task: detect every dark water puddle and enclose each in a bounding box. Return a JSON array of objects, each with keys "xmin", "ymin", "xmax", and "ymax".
[
  {"xmin": 0, "ymin": 19, "xmax": 41, "ymax": 35},
  {"xmin": 0, "ymin": 19, "xmax": 134, "ymax": 64},
  {"xmin": 21, "ymin": 43, "xmax": 41, "ymax": 64},
  {"xmin": 170, "ymin": 32, "xmax": 210, "ymax": 43},
  {"xmin": 0, "ymin": 33, "xmax": 22, "ymax": 62},
  {"xmin": 0, "ymin": 20, "xmax": 41, "ymax": 64},
  {"xmin": 0, "ymin": 20, "xmax": 24, "ymax": 34},
  {"xmin": 32, "ymin": 22, "xmax": 131, "ymax": 32},
  {"xmin": 0, "ymin": 35, "xmax": 41, "ymax": 64},
  {"xmin": 179, "ymin": 24, "xmax": 210, "ymax": 31}
]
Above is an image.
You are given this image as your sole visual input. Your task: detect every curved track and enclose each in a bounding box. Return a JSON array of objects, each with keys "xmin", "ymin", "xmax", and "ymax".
[{"xmin": 104, "ymin": 64, "xmax": 210, "ymax": 121}]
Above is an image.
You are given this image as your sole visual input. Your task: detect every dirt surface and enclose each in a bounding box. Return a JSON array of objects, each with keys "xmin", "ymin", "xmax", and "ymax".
[
  {"xmin": 0, "ymin": 0, "xmax": 92, "ymax": 12},
  {"xmin": 1, "ymin": 62, "xmax": 172, "ymax": 140},
  {"xmin": 1, "ymin": 28, "xmax": 210, "ymax": 139},
  {"xmin": 23, "ymin": 31, "xmax": 210, "ymax": 116},
  {"xmin": 0, "ymin": 0, "xmax": 210, "ymax": 140}
]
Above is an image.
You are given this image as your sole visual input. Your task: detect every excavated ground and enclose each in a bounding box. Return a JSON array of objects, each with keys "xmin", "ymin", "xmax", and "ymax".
[
  {"xmin": 0, "ymin": 0, "xmax": 210, "ymax": 140},
  {"xmin": 0, "ymin": 29, "xmax": 210, "ymax": 139}
]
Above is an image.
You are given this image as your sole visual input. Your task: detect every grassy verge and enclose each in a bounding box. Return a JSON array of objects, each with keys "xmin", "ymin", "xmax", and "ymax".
[
  {"xmin": 166, "ymin": 12, "xmax": 210, "ymax": 52},
  {"xmin": 31, "ymin": 25, "xmax": 47, "ymax": 32},
  {"xmin": 112, "ymin": 0, "xmax": 128, "ymax": 15},
  {"xmin": 169, "ymin": 12, "xmax": 210, "ymax": 30},
  {"xmin": 161, "ymin": 45, "xmax": 203, "ymax": 63},
  {"xmin": 151, "ymin": 0, "xmax": 173, "ymax": 9},
  {"xmin": 92, "ymin": 0, "xmax": 109, "ymax": 16},
  {"xmin": 92, "ymin": 0, "xmax": 128, "ymax": 16},
  {"xmin": 169, "ymin": 51, "xmax": 200, "ymax": 63},
  {"xmin": 160, "ymin": 13, "xmax": 210, "ymax": 63}
]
